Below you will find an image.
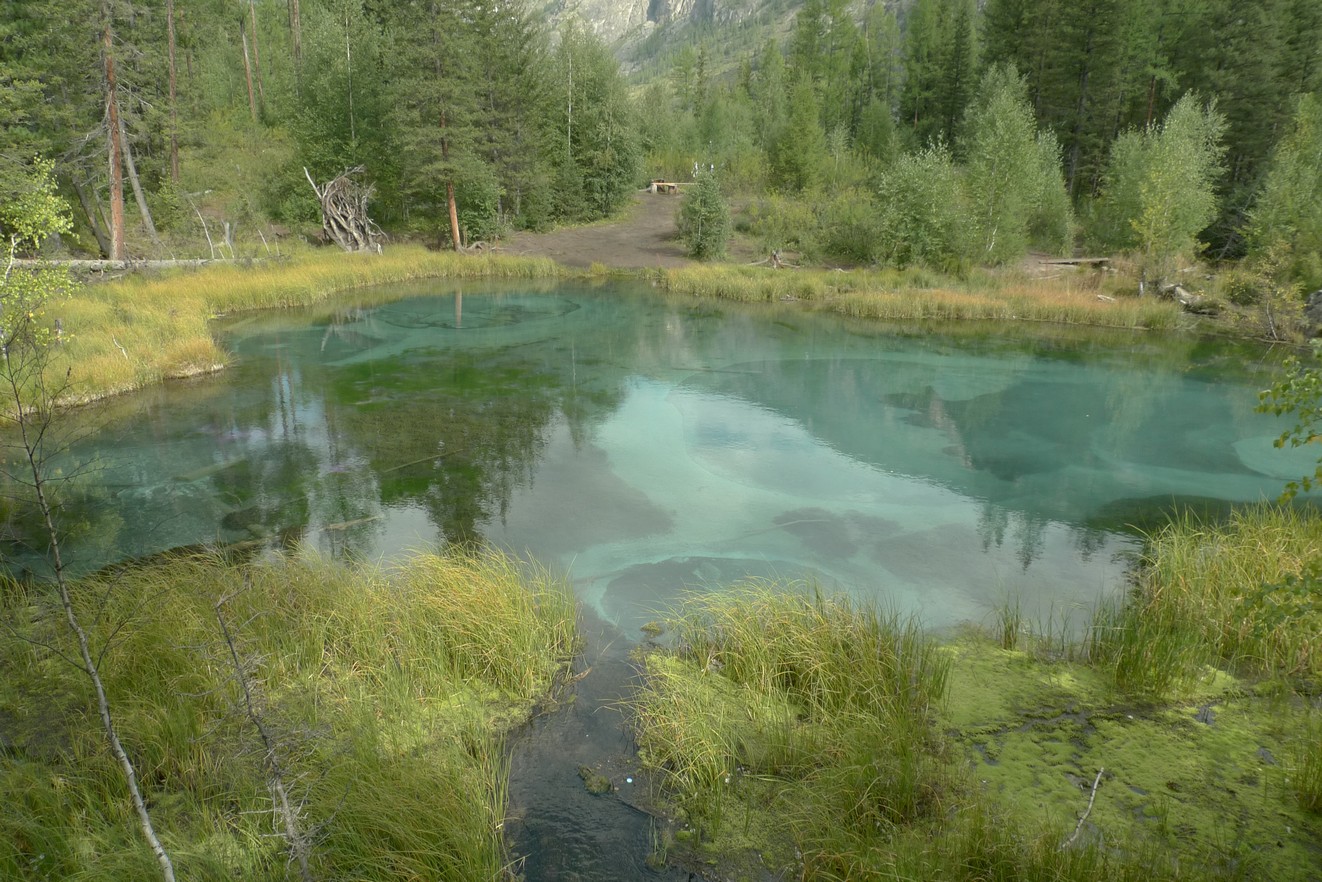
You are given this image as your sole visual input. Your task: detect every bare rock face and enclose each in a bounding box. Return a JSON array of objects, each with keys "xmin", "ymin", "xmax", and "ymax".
[
  {"xmin": 547, "ymin": 0, "xmax": 766, "ymax": 48},
  {"xmin": 550, "ymin": 0, "xmax": 652, "ymax": 45}
]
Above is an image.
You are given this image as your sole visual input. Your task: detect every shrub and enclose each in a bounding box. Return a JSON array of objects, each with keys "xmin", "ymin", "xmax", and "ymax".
[
  {"xmin": 875, "ymin": 143, "xmax": 975, "ymax": 270},
  {"xmin": 678, "ymin": 171, "xmax": 732, "ymax": 261}
]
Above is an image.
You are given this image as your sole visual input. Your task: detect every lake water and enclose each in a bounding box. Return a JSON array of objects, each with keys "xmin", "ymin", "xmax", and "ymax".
[{"xmin": 9, "ymin": 279, "xmax": 1316, "ymax": 637}]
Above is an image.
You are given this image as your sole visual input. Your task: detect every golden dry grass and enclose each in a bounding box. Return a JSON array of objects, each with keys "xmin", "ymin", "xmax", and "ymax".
[
  {"xmin": 46, "ymin": 247, "xmax": 561, "ymax": 404},
  {"xmin": 656, "ymin": 266, "xmax": 1183, "ymax": 331}
]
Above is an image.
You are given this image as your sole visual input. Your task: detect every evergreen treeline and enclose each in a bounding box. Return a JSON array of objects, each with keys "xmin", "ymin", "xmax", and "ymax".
[
  {"xmin": 3, "ymin": 0, "xmax": 1322, "ymax": 291},
  {"xmin": 645, "ymin": 0, "xmax": 1322, "ymax": 287},
  {"xmin": 0, "ymin": 0, "xmax": 640, "ymax": 252}
]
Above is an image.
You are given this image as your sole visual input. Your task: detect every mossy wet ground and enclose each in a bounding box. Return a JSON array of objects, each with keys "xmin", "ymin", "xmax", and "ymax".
[
  {"xmin": 633, "ymin": 633, "xmax": 1321, "ymax": 881},
  {"xmin": 942, "ymin": 636, "xmax": 1321, "ymax": 879}
]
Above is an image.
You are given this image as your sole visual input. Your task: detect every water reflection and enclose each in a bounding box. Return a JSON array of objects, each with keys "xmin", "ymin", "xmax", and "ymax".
[{"xmin": 2, "ymin": 281, "xmax": 1315, "ymax": 633}]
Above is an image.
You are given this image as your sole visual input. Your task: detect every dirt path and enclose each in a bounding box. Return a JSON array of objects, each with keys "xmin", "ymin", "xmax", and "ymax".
[{"xmin": 498, "ymin": 191, "xmax": 693, "ymax": 269}]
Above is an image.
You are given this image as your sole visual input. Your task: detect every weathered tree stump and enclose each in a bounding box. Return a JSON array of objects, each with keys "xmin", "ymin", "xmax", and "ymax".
[{"xmin": 304, "ymin": 166, "xmax": 383, "ymax": 253}]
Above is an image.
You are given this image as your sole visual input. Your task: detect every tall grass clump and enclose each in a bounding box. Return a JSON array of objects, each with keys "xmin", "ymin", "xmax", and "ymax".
[
  {"xmin": 1088, "ymin": 505, "xmax": 1321, "ymax": 695},
  {"xmin": 0, "ymin": 547, "xmax": 576, "ymax": 879},
  {"xmin": 630, "ymin": 583, "xmax": 1234, "ymax": 880},
  {"xmin": 633, "ymin": 582, "xmax": 951, "ymax": 852},
  {"xmin": 1290, "ymin": 711, "xmax": 1322, "ymax": 813}
]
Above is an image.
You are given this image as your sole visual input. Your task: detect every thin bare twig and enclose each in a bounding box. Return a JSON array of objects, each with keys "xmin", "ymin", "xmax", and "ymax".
[{"xmin": 1060, "ymin": 767, "xmax": 1105, "ymax": 849}]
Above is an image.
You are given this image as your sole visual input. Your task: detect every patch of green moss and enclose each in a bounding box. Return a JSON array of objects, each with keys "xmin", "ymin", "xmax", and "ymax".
[
  {"xmin": 945, "ymin": 636, "xmax": 1322, "ymax": 880},
  {"xmin": 578, "ymin": 765, "xmax": 613, "ymax": 795}
]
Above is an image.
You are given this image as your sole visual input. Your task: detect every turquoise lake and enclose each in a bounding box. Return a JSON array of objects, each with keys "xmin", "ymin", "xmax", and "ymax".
[{"xmin": 10, "ymin": 280, "xmax": 1316, "ymax": 635}]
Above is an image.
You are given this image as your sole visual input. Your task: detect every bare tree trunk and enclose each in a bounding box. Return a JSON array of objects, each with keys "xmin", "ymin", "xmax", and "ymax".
[
  {"xmin": 102, "ymin": 0, "xmax": 126, "ymax": 261},
  {"xmin": 2, "ymin": 360, "xmax": 176, "ymax": 882},
  {"xmin": 248, "ymin": 0, "xmax": 266, "ymax": 108},
  {"xmin": 447, "ymin": 181, "xmax": 461, "ymax": 250},
  {"xmin": 72, "ymin": 177, "xmax": 113, "ymax": 258},
  {"xmin": 167, "ymin": 0, "xmax": 180, "ymax": 183},
  {"xmin": 189, "ymin": 198, "xmax": 216, "ymax": 259},
  {"xmin": 117, "ymin": 114, "xmax": 161, "ymax": 248},
  {"xmin": 288, "ymin": 0, "xmax": 302, "ymax": 64},
  {"xmin": 241, "ymin": 30, "xmax": 258, "ymax": 123},
  {"xmin": 440, "ymin": 110, "xmax": 461, "ymax": 251}
]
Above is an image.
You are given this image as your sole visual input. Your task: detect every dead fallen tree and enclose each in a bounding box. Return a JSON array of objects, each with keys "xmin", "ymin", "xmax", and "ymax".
[
  {"xmin": 304, "ymin": 166, "xmax": 383, "ymax": 253},
  {"xmin": 747, "ymin": 249, "xmax": 799, "ymax": 269},
  {"xmin": 7, "ymin": 258, "xmax": 247, "ymax": 271}
]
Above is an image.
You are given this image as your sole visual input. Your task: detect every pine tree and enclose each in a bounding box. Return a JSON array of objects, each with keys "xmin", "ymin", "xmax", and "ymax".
[
  {"xmin": 678, "ymin": 169, "xmax": 731, "ymax": 259},
  {"xmin": 901, "ymin": 0, "xmax": 978, "ymax": 145},
  {"xmin": 749, "ymin": 39, "xmax": 789, "ymax": 151},
  {"xmin": 770, "ymin": 77, "xmax": 828, "ymax": 191}
]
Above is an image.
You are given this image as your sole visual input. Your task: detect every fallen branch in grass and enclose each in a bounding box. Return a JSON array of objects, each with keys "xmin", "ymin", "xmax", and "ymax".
[
  {"xmin": 216, "ymin": 587, "xmax": 316, "ymax": 882},
  {"xmin": 8, "ymin": 258, "xmax": 247, "ymax": 270},
  {"xmin": 1060, "ymin": 767, "xmax": 1105, "ymax": 849}
]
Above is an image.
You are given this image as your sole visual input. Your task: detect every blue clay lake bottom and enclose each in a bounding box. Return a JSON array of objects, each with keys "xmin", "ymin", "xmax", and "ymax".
[{"xmin": 8, "ymin": 279, "xmax": 1316, "ymax": 636}]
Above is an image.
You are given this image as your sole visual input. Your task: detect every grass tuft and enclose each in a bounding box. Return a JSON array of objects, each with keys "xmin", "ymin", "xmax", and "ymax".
[
  {"xmin": 633, "ymin": 582, "xmax": 951, "ymax": 855},
  {"xmin": 0, "ymin": 546, "xmax": 576, "ymax": 880},
  {"xmin": 1087, "ymin": 504, "xmax": 1321, "ymax": 695}
]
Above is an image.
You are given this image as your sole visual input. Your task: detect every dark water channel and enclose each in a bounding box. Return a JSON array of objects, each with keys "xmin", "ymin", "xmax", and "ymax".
[
  {"xmin": 3, "ymin": 279, "xmax": 1317, "ymax": 877},
  {"xmin": 506, "ymin": 608, "xmax": 696, "ymax": 881}
]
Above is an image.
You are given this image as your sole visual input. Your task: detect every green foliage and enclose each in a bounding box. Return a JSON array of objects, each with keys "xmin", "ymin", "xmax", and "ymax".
[
  {"xmin": 0, "ymin": 160, "xmax": 73, "ymax": 384},
  {"xmin": 1258, "ymin": 341, "xmax": 1322, "ymax": 499},
  {"xmin": 0, "ymin": 549, "xmax": 577, "ymax": 879},
  {"xmin": 288, "ymin": 0, "xmax": 398, "ymax": 216},
  {"xmin": 1088, "ymin": 506, "xmax": 1322, "ymax": 695},
  {"xmin": 815, "ymin": 186, "xmax": 881, "ymax": 263},
  {"xmin": 769, "ymin": 78, "xmax": 827, "ymax": 192},
  {"xmin": 1093, "ymin": 95, "xmax": 1227, "ymax": 274},
  {"xmin": 961, "ymin": 64, "xmax": 1072, "ymax": 264},
  {"xmin": 678, "ymin": 171, "xmax": 731, "ymax": 260},
  {"xmin": 1247, "ymin": 94, "xmax": 1322, "ymax": 290},
  {"xmin": 1030, "ymin": 132, "xmax": 1075, "ymax": 254},
  {"xmin": 551, "ymin": 27, "xmax": 643, "ymax": 222},
  {"xmin": 740, "ymin": 195, "xmax": 818, "ymax": 255},
  {"xmin": 0, "ymin": 157, "xmax": 70, "ymax": 251},
  {"xmin": 856, "ymin": 97, "xmax": 899, "ymax": 165},
  {"xmin": 902, "ymin": 0, "xmax": 979, "ymax": 146},
  {"xmin": 875, "ymin": 143, "xmax": 974, "ymax": 270}
]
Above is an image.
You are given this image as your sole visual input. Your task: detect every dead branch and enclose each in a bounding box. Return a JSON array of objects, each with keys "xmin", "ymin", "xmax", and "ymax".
[
  {"xmin": 1060, "ymin": 767, "xmax": 1105, "ymax": 849},
  {"xmin": 304, "ymin": 166, "xmax": 383, "ymax": 254},
  {"xmin": 7, "ymin": 258, "xmax": 243, "ymax": 271},
  {"xmin": 216, "ymin": 589, "xmax": 316, "ymax": 882}
]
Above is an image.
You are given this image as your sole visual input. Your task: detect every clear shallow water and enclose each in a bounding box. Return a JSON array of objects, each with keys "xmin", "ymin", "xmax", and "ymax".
[{"xmin": 8, "ymin": 280, "xmax": 1316, "ymax": 635}]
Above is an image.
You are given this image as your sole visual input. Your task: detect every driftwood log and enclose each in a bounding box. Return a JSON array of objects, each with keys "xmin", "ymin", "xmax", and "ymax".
[
  {"xmin": 7, "ymin": 258, "xmax": 247, "ymax": 271},
  {"xmin": 304, "ymin": 166, "xmax": 383, "ymax": 253}
]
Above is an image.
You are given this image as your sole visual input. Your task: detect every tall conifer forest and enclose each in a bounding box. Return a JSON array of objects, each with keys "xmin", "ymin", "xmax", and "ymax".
[{"xmin": 2, "ymin": 0, "xmax": 1321, "ymax": 287}]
